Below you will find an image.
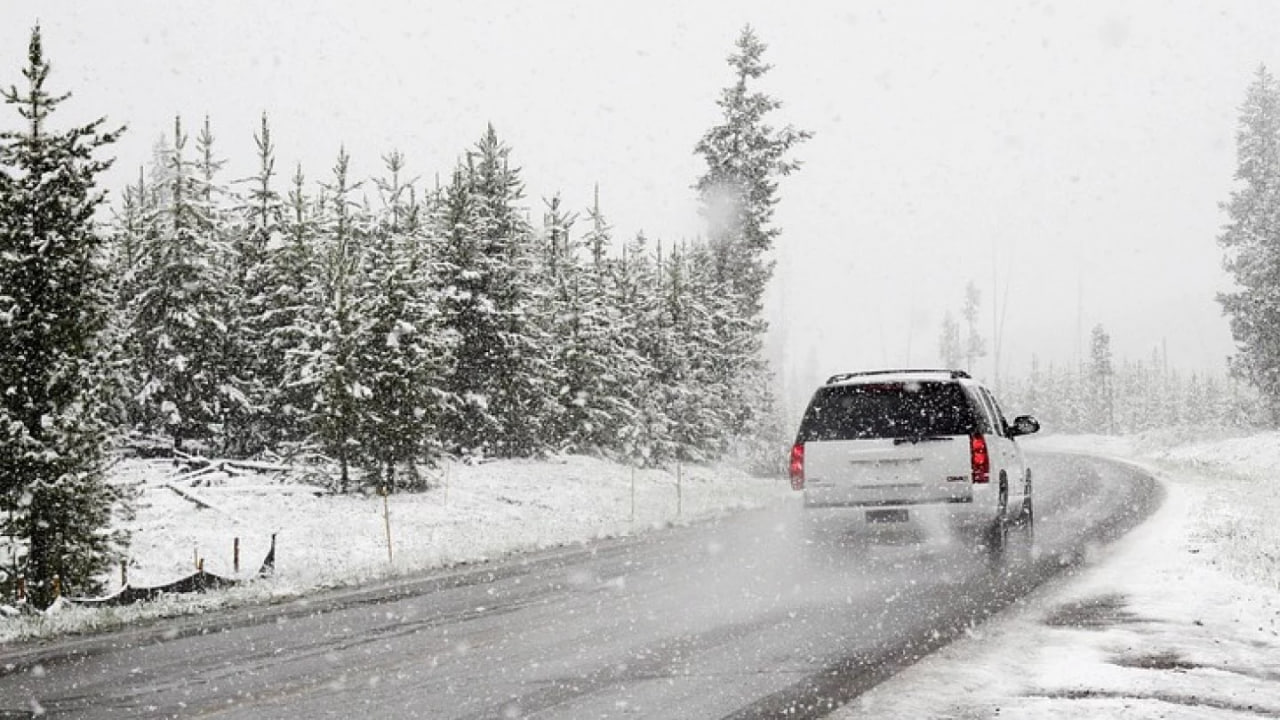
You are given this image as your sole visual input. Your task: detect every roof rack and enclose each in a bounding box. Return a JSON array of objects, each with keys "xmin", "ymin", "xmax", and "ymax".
[{"xmin": 824, "ymin": 369, "xmax": 971, "ymax": 384}]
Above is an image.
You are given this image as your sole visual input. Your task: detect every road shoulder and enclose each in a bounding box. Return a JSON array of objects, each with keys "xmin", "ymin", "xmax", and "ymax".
[{"xmin": 837, "ymin": 461, "xmax": 1280, "ymax": 719}]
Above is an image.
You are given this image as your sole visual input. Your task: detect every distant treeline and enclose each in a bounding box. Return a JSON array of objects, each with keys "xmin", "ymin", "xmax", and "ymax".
[{"xmin": 1002, "ymin": 354, "xmax": 1259, "ymax": 436}]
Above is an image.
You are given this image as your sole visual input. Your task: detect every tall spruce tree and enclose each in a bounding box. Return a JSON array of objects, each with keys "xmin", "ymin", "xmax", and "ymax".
[
  {"xmin": 1218, "ymin": 65, "xmax": 1280, "ymax": 423},
  {"xmin": 694, "ymin": 24, "xmax": 811, "ymax": 319},
  {"xmin": 659, "ymin": 241, "xmax": 726, "ymax": 461},
  {"xmin": 129, "ymin": 117, "xmax": 237, "ymax": 450},
  {"xmin": 437, "ymin": 126, "xmax": 550, "ymax": 457},
  {"xmin": 0, "ymin": 27, "xmax": 127, "ymax": 606},
  {"xmin": 103, "ymin": 168, "xmax": 155, "ymax": 433},
  {"xmin": 271, "ymin": 163, "xmax": 322, "ymax": 449},
  {"xmin": 963, "ymin": 281, "xmax": 986, "ymax": 373},
  {"xmin": 615, "ymin": 233, "xmax": 675, "ymax": 465},
  {"xmin": 300, "ymin": 149, "xmax": 369, "ymax": 491},
  {"xmin": 1089, "ymin": 324, "xmax": 1115, "ymax": 433},
  {"xmin": 938, "ymin": 312, "xmax": 963, "ymax": 369},
  {"xmin": 553, "ymin": 190, "xmax": 640, "ymax": 453},
  {"xmin": 357, "ymin": 151, "xmax": 454, "ymax": 488},
  {"xmin": 537, "ymin": 193, "xmax": 577, "ymax": 448},
  {"xmin": 693, "ymin": 27, "xmax": 809, "ymax": 470},
  {"xmin": 226, "ymin": 113, "xmax": 286, "ymax": 456}
]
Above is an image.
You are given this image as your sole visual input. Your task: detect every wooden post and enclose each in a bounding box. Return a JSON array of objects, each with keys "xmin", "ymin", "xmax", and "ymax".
[
  {"xmin": 121, "ymin": 561, "xmax": 128, "ymax": 587},
  {"xmin": 676, "ymin": 461, "xmax": 683, "ymax": 517},
  {"xmin": 233, "ymin": 537, "xmax": 240, "ymax": 574},
  {"xmin": 16, "ymin": 575, "xmax": 25, "ymax": 602},
  {"xmin": 381, "ymin": 486, "xmax": 393, "ymax": 564},
  {"xmin": 197, "ymin": 558, "xmax": 204, "ymax": 573},
  {"xmin": 52, "ymin": 575, "xmax": 60, "ymax": 600}
]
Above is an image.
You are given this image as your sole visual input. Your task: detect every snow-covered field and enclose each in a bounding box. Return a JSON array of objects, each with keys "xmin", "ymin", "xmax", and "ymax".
[{"xmin": 4, "ymin": 431, "xmax": 1280, "ymax": 719}]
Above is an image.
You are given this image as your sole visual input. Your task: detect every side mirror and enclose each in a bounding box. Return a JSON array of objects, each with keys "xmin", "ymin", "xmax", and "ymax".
[{"xmin": 1009, "ymin": 415, "xmax": 1040, "ymax": 438}]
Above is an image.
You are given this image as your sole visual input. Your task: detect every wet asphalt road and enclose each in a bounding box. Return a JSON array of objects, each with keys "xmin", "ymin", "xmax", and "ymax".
[{"xmin": 0, "ymin": 452, "xmax": 1160, "ymax": 719}]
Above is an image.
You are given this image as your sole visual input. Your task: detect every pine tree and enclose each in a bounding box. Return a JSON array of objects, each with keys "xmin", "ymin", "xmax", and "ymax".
[
  {"xmin": 103, "ymin": 168, "xmax": 155, "ymax": 433},
  {"xmin": 195, "ymin": 116, "xmax": 255, "ymax": 455},
  {"xmin": 0, "ymin": 27, "xmax": 128, "ymax": 606},
  {"xmin": 660, "ymin": 241, "xmax": 728, "ymax": 461},
  {"xmin": 128, "ymin": 117, "xmax": 237, "ymax": 451},
  {"xmin": 694, "ymin": 26, "xmax": 809, "ymax": 468},
  {"xmin": 694, "ymin": 25, "xmax": 811, "ymax": 319},
  {"xmin": 357, "ymin": 151, "xmax": 454, "ymax": 489},
  {"xmin": 571, "ymin": 190, "xmax": 642, "ymax": 454},
  {"xmin": 1088, "ymin": 324, "xmax": 1115, "ymax": 433},
  {"xmin": 963, "ymin": 281, "xmax": 986, "ymax": 373},
  {"xmin": 615, "ymin": 233, "xmax": 675, "ymax": 465},
  {"xmin": 538, "ymin": 193, "xmax": 577, "ymax": 448},
  {"xmin": 938, "ymin": 312, "xmax": 963, "ymax": 369},
  {"xmin": 1218, "ymin": 65, "xmax": 1280, "ymax": 424},
  {"xmin": 437, "ymin": 126, "xmax": 551, "ymax": 458},
  {"xmin": 299, "ymin": 148, "xmax": 369, "ymax": 491},
  {"xmin": 270, "ymin": 163, "xmax": 322, "ymax": 449},
  {"xmin": 227, "ymin": 113, "xmax": 286, "ymax": 455}
]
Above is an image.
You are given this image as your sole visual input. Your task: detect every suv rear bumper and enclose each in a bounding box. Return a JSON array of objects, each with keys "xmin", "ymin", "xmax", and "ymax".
[
  {"xmin": 803, "ymin": 480, "xmax": 999, "ymax": 517},
  {"xmin": 804, "ymin": 495, "xmax": 972, "ymax": 508}
]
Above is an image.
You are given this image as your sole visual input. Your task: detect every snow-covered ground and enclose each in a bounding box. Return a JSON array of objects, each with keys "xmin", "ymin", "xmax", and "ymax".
[
  {"xmin": 846, "ymin": 431, "xmax": 1280, "ymax": 719},
  {"xmin": 4, "ymin": 431, "xmax": 1279, "ymax": 720}
]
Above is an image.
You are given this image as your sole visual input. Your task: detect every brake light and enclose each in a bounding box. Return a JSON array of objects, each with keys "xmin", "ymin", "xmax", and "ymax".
[
  {"xmin": 789, "ymin": 443, "xmax": 805, "ymax": 490},
  {"xmin": 970, "ymin": 434, "xmax": 990, "ymax": 484}
]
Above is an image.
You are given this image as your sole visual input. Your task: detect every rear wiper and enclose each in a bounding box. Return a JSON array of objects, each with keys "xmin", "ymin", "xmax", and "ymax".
[{"xmin": 893, "ymin": 435, "xmax": 953, "ymax": 445}]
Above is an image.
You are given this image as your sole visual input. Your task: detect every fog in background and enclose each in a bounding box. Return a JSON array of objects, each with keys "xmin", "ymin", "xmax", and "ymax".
[{"xmin": 4, "ymin": 0, "xmax": 1272, "ymax": 413}]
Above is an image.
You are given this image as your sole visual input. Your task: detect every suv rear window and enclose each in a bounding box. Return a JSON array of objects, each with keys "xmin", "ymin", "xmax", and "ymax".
[{"xmin": 796, "ymin": 381, "xmax": 983, "ymax": 441}]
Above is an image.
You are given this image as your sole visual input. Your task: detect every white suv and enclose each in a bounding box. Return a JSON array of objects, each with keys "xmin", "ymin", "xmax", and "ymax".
[{"xmin": 789, "ymin": 369, "xmax": 1039, "ymax": 549}]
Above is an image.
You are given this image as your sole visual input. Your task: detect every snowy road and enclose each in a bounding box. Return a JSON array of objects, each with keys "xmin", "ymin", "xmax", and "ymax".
[{"xmin": 0, "ymin": 452, "xmax": 1159, "ymax": 719}]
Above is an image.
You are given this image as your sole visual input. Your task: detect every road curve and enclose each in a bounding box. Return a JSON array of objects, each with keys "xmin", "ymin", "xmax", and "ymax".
[{"xmin": 0, "ymin": 452, "xmax": 1160, "ymax": 719}]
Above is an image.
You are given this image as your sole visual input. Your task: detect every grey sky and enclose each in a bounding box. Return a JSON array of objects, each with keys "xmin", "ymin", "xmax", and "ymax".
[{"xmin": 4, "ymin": 0, "xmax": 1274, "ymax": 398}]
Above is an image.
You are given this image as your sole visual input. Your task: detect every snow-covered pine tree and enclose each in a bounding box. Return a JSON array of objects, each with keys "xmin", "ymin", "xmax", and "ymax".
[
  {"xmin": 938, "ymin": 312, "xmax": 963, "ymax": 369},
  {"xmin": 437, "ymin": 126, "xmax": 551, "ymax": 458},
  {"xmin": 557, "ymin": 189, "xmax": 641, "ymax": 454},
  {"xmin": 128, "ymin": 116, "xmax": 237, "ymax": 452},
  {"xmin": 1089, "ymin": 324, "xmax": 1115, "ymax": 433},
  {"xmin": 194, "ymin": 117, "xmax": 255, "ymax": 455},
  {"xmin": 536, "ymin": 193, "xmax": 577, "ymax": 448},
  {"xmin": 1184, "ymin": 372, "xmax": 1207, "ymax": 427},
  {"xmin": 299, "ymin": 149, "xmax": 369, "ymax": 492},
  {"xmin": 226, "ymin": 113, "xmax": 287, "ymax": 456},
  {"xmin": 0, "ymin": 26, "xmax": 128, "ymax": 606},
  {"xmin": 687, "ymin": 239, "xmax": 775, "ymax": 464},
  {"xmin": 271, "ymin": 163, "xmax": 323, "ymax": 449},
  {"xmin": 436, "ymin": 162, "xmax": 500, "ymax": 455},
  {"xmin": 357, "ymin": 151, "xmax": 454, "ymax": 490},
  {"xmin": 1218, "ymin": 65, "xmax": 1280, "ymax": 424},
  {"xmin": 963, "ymin": 281, "xmax": 986, "ymax": 373},
  {"xmin": 658, "ymin": 241, "xmax": 725, "ymax": 462},
  {"xmin": 1025, "ymin": 355, "xmax": 1043, "ymax": 418},
  {"xmin": 102, "ymin": 168, "xmax": 156, "ymax": 433},
  {"xmin": 615, "ymin": 233, "xmax": 675, "ymax": 466},
  {"xmin": 694, "ymin": 24, "xmax": 811, "ymax": 320}
]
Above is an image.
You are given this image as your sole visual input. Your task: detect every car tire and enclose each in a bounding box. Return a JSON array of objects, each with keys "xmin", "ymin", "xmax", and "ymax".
[
  {"xmin": 1020, "ymin": 469, "xmax": 1035, "ymax": 535},
  {"xmin": 985, "ymin": 473, "xmax": 1010, "ymax": 553}
]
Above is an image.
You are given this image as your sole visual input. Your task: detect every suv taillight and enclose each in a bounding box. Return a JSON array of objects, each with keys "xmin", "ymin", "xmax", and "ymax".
[
  {"xmin": 789, "ymin": 442, "xmax": 805, "ymax": 490},
  {"xmin": 970, "ymin": 434, "xmax": 990, "ymax": 484}
]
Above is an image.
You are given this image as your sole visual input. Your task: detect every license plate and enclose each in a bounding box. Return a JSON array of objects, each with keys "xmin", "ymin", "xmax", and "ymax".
[{"xmin": 866, "ymin": 508, "xmax": 909, "ymax": 523}]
